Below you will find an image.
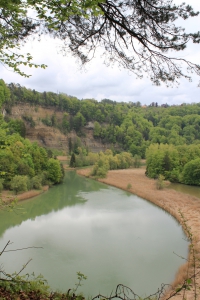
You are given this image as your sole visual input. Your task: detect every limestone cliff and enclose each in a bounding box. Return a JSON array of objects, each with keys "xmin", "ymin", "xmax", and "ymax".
[{"xmin": 8, "ymin": 103, "xmax": 120, "ymax": 153}]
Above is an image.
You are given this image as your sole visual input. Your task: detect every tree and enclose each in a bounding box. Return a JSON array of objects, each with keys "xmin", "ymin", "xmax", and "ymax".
[
  {"xmin": 62, "ymin": 113, "xmax": 70, "ymax": 134},
  {"xmin": 10, "ymin": 175, "xmax": 29, "ymax": 194},
  {"xmin": 93, "ymin": 121, "xmax": 101, "ymax": 138},
  {"xmin": 0, "ymin": 79, "xmax": 10, "ymax": 107},
  {"xmin": 73, "ymin": 112, "xmax": 86, "ymax": 132},
  {"xmin": 133, "ymin": 154, "xmax": 141, "ymax": 168},
  {"xmin": 0, "ymin": 149, "xmax": 16, "ymax": 185},
  {"xmin": 0, "ymin": 0, "xmax": 200, "ymax": 83},
  {"xmin": 8, "ymin": 119, "xmax": 26, "ymax": 137},
  {"xmin": 47, "ymin": 158, "xmax": 63, "ymax": 184},
  {"xmin": 68, "ymin": 137, "xmax": 72, "ymax": 154},
  {"xmin": 181, "ymin": 158, "xmax": 200, "ymax": 185},
  {"xmin": 0, "ymin": 0, "xmax": 102, "ymax": 77},
  {"xmin": 69, "ymin": 153, "xmax": 76, "ymax": 168}
]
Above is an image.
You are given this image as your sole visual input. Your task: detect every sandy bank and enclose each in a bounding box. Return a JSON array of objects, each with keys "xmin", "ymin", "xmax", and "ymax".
[
  {"xmin": 2, "ymin": 185, "xmax": 49, "ymax": 203},
  {"xmin": 77, "ymin": 168, "xmax": 200, "ymax": 300}
]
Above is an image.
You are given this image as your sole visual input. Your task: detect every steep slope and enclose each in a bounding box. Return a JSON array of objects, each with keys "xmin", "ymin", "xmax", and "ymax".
[{"xmin": 8, "ymin": 103, "xmax": 118, "ymax": 152}]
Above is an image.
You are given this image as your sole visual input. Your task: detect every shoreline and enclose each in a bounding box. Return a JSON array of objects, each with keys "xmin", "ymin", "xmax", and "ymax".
[
  {"xmin": 1, "ymin": 185, "xmax": 49, "ymax": 203},
  {"xmin": 76, "ymin": 167, "xmax": 200, "ymax": 300},
  {"xmin": 1, "ymin": 167, "xmax": 199, "ymax": 299}
]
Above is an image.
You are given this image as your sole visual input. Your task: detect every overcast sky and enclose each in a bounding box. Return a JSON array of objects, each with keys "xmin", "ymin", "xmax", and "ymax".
[{"xmin": 1, "ymin": 0, "xmax": 200, "ymax": 106}]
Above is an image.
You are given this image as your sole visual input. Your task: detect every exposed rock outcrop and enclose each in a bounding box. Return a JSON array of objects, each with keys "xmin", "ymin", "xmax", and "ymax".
[{"xmin": 9, "ymin": 103, "xmax": 121, "ymax": 153}]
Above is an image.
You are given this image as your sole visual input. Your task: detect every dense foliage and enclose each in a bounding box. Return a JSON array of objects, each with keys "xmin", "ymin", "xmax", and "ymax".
[
  {"xmin": 90, "ymin": 150, "xmax": 133, "ymax": 178},
  {"xmin": 0, "ymin": 0, "xmax": 102, "ymax": 77},
  {"xmin": 3, "ymin": 80, "xmax": 200, "ymax": 185},
  {"xmin": 146, "ymin": 143, "xmax": 200, "ymax": 185},
  {"xmin": 0, "ymin": 128, "xmax": 64, "ymax": 191},
  {"xmin": 0, "ymin": 81, "xmax": 64, "ymax": 192},
  {"xmin": 73, "ymin": 149, "xmax": 135, "ymax": 178},
  {"xmin": 6, "ymin": 83, "xmax": 200, "ymax": 159},
  {"xmin": 1, "ymin": 0, "xmax": 200, "ymax": 83}
]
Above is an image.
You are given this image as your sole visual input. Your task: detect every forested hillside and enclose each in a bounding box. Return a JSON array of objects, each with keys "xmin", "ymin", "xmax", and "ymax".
[
  {"xmin": 5, "ymin": 82, "xmax": 200, "ymax": 158},
  {"xmin": 2, "ymin": 80, "xmax": 200, "ymax": 186},
  {"xmin": 0, "ymin": 80, "xmax": 64, "ymax": 194}
]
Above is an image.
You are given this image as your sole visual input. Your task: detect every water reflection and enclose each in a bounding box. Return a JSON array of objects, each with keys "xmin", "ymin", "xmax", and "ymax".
[
  {"xmin": 0, "ymin": 171, "xmax": 188, "ymax": 297},
  {"xmin": 168, "ymin": 183, "xmax": 200, "ymax": 199}
]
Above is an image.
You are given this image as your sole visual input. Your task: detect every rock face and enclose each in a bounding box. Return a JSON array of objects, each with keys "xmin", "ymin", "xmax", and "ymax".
[
  {"xmin": 9, "ymin": 103, "xmax": 120, "ymax": 153},
  {"xmin": 10, "ymin": 103, "xmax": 69, "ymax": 150},
  {"xmin": 26, "ymin": 126, "xmax": 68, "ymax": 149}
]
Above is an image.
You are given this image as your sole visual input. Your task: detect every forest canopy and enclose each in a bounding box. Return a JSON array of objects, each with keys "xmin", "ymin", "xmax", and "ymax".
[
  {"xmin": 2, "ymin": 80, "xmax": 200, "ymax": 186},
  {"xmin": 4, "ymin": 82, "xmax": 200, "ymax": 159},
  {"xmin": 0, "ymin": 81, "xmax": 64, "ymax": 192}
]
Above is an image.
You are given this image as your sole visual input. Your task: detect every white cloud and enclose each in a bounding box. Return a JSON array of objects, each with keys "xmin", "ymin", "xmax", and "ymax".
[{"xmin": 0, "ymin": 0, "xmax": 200, "ymax": 106}]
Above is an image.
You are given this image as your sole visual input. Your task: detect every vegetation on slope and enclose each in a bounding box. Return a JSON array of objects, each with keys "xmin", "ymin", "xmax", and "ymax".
[
  {"xmin": 1, "ymin": 79, "xmax": 200, "ymax": 298},
  {"xmin": 70, "ymin": 149, "xmax": 140, "ymax": 178},
  {"xmin": 146, "ymin": 143, "xmax": 200, "ymax": 185},
  {"xmin": 2, "ymin": 79, "xmax": 200, "ymax": 185},
  {"xmin": 5, "ymin": 82, "xmax": 200, "ymax": 159},
  {"xmin": 0, "ymin": 81, "xmax": 64, "ymax": 194}
]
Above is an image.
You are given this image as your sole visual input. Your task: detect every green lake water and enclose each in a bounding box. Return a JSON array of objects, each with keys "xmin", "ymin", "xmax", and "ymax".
[
  {"xmin": 168, "ymin": 182, "xmax": 200, "ymax": 199},
  {"xmin": 0, "ymin": 171, "xmax": 188, "ymax": 297}
]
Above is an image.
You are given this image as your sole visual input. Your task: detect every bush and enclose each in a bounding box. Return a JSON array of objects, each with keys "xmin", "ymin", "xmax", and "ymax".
[
  {"xmin": 31, "ymin": 175, "xmax": 43, "ymax": 190},
  {"xmin": 156, "ymin": 174, "xmax": 165, "ymax": 190},
  {"xmin": 74, "ymin": 152, "xmax": 99, "ymax": 167},
  {"xmin": 108, "ymin": 156, "xmax": 118, "ymax": 170},
  {"xmin": 167, "ymin": 169, "xmax": 180, "ymax": 183},
  {"xmin": 41, "ymin": 116, "xmax": 52, "ymax": 126},
  {"xmin": 127, "ymin": 183, "xmax": 132, "ymax": 190},
  {"xmin": 0, "ymin": 179, "xmax": 4, "ymax": 192},
  {"xmin": 91, "ymin": 158, "xmax": 109, "ymax": 178},
  {"xmin": 22, "ymin": 115, "xmax": 35, "ymax": 127},
  {"xmin": 133, "ymin": 155, "xmax": 141, "ymax": 168},
  {"xmin": 91, "ymin": 166, "xmax": 108, "ymax": 178},
  {"xmin": 47, "ymin": 158, "xmax": 63, "ymax": 184},
  {"xmin": 17, "ymin": 161, "xmax": 34, "ymax": 177},
  {"xmin": 181, "ymin": 158, "xmax": 200, "ymax": 185},
  {"xmin": 10, "ymin": 175, "xmax": 29, "ymax": 194}
]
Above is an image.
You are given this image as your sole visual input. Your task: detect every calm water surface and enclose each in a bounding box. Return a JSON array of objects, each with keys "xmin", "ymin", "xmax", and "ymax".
[
  {"xmin": 0, "ymin": 171, "xmax": 188, "ymax": 297},
  {"xmin": 168, "ymin": 183, "xmax": 200, "ymax": 199}
]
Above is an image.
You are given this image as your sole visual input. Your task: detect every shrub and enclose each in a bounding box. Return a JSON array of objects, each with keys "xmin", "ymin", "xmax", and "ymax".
[
  {"xmin": 47, "ymin": 158, "xmax": 63, "ymax": 184},
  {"xmin": 31, "ymin": 175, "xmax": 43, "ymax": 190},
  {"xmin": 41, "ymin": 116, "xmax": 52, "ymax": 127},
  {"xmin": 127, "ymin": 183, "xmax": 132, "ymax": 190},
  {"xmin": 133, "ymin": 155, "xmax": 141, "ymax": 168},
  {"xmin": 0, "ymin": 179, "xmax": 4, "ymax": 192},
  {"xmin": 22, "ymin": 115, "xmax": 35, "ymax": 127},
  {"xmin": 95, "ymin": 166, "xmax": 108, "ymax": 178},
  {"xmin": 108, "ymin": 155, "xmax": 118, "ymax": 170},
  {"xmin": 181, "ymin": 158, "xmax": 200, "ymax": 185},
  {"xmin": 156, "ymin": 174, "xmax": 165, "ymax": 190},
  {"xmin": 91, "ymin": 158, "xmax": 109, "ymax": 178},
  {"xmin": 10, "ymin": 175, "xmax": 29, "ymax": 194},
  {"xmin": 167, "ymin": 169, "xmax": 180, "ymax": 183}
]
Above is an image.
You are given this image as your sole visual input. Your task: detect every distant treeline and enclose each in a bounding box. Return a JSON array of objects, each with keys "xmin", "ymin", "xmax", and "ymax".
[
  {"xmin": 5, "ymin": 83, "xmax": 200, "ymax": 159},
  {"xmin": 146, "ymin": 144, "xmax": 200, "ymax": 185}
]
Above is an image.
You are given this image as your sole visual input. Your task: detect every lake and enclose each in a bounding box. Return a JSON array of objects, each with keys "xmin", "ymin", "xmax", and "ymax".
[
  {"xmin": 0, "ymin": 171, "xmax": 188, "ymax": 297},
  {"xmin": 168, "ymin": 182, "xmax": 200, "ymax": 199}
]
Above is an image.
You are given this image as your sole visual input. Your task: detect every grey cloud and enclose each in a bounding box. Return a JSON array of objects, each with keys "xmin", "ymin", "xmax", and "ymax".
[{"xmin": 0, "ymin": 2, "xmax": 200, "ymax": 106}]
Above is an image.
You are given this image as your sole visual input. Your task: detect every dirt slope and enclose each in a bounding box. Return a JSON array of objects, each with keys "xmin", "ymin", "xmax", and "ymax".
[{"xmin": 9, "ymin": 103, "xmax": 119, "ymax": 152}]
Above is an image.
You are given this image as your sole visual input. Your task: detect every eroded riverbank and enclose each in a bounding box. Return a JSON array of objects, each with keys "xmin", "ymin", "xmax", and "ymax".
[
  {"xmin": 76, "ymin": 167, "xmax": 200, "ymax": 300},
  {"xmin": 1, "ymin": 185, "xmax": 49, "ymax": 203}
]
